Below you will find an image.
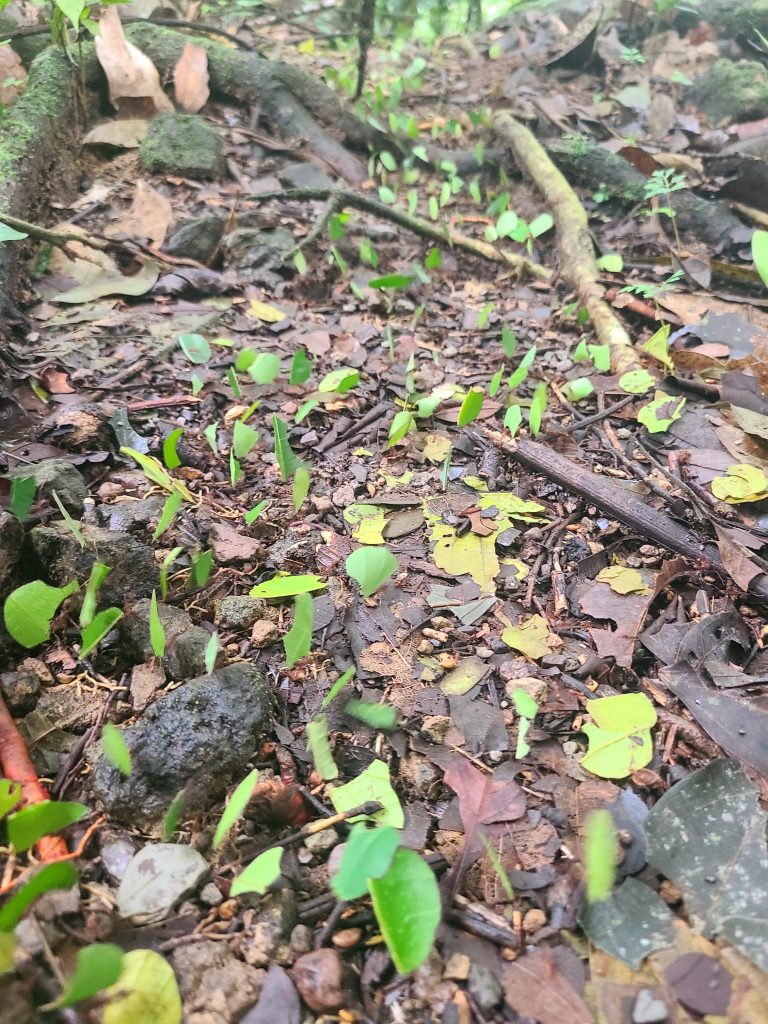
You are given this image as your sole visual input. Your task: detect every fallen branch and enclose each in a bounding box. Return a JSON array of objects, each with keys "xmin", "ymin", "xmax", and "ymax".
[
  {"xmin": 249, "ymin": 186, "xmax": 551, "ymax": 280},
  {"xmin": 0, "ymin": 694, "xmax": 67, "ymax": 861},
  {"xmin": 492, "ymin": 112, "xmax": 638, "ymax": 372},
  {"xmin": 483, "ymin": 430, "xmax": 768, "ymax": 603}
]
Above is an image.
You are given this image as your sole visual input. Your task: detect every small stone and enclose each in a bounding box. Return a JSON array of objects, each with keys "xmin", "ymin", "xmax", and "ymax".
[
  {"xmin": 165, "ymin": 214, "xmax": 225, "ymax": 264},
  {"xmin": 219, "ymin": 898, "xmax": 238, "ymax": 920},
  {"xmin": 240, "ymin": 892, "xmax": 297, "ymax": 968},
  {"xmin": 96, "ymin": 495, "xmax": 165, "ymax": 533},
  {"xmin": 311, "ymin": 495, "xmax": 332, "ymax": 513},
  {"xmin": 633, "ymin": 988, "xmax": 668, "ymax": 1024},
  {"xmin": 8, "ymin": 458, "xmax": 86, "ymax": 515},
  {"xmin": 443, "ymin": 952, "xmax": 471, "ymax": 981},
  {"xmin": 292, "ymin": 948, "xmax": 347, "ymax": 1012},
  {"xmin": 290, "ymin": 923, "xmax": 313, "ymax": 955},
  {"xmin": 0, "ymin": 510, "xmax": 23, "ymax": 587},
  {"xmin": 101, "ymin": 834, "xmax": 136, "ymax": 883},
  {"xmin": 122, "ymin": 599, "xmax": 208, "ymax": 679},
  {"xmin": 332, "ymin": 927, "xmax": 362, "ymax": 949},
  {"xmin": 303, "ymin": 828, "xmax": 338, "ymax": 855},
  {"xmin": 117, "ymin": 843, "xmax": 209, "ymax": 922},
  {"xmin": 214, "ymin": 596, "xmax": 266, "ymax": 631},
  {"xmin": 172, "ymin": 938, "xmax": 265, "ymax": 1022},
  {"xmin": 199, "ymin": 882, "xmax": 223, "ymax": 907},
  {"xmin": 251, "ymin": 620, "xmax": 279, "ymax": 648},
  {"xmin": 522, "ymin": 908, "xmax": 547, "ymax": 933},
  {"xmin": 468, "ymin": 962, "xmax": 502, "ymax": 1012},
  {"xmin": 140, "ymin": 112, "xmax": 223, "ymax": 179},
  {"xmin": 278, "ymin": 162, "xmax": 334, "ymax": 190},
  {"xmin": 130, "ymin": 661, "xmax": 165, "ymax": 712},
  {"xmin": 0, "ymin": 668, "xmax": 41, "ymax": 714},
  {"xmin": 421, "ymin": 715, "xmax": 452, "ymax": 743}
]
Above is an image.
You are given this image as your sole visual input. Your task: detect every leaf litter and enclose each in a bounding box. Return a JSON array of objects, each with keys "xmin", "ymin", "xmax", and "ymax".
[{"xmin": 5, "ymin": 1, "xmax": 768, "ymax": 1020}]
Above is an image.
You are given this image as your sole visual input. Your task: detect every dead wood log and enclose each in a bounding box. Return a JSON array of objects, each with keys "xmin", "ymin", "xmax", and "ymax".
[
  {"xmin": 492, "ymin": 112, "xmax": 639, "ymax": 374},
  {"xmin": 483, "ymin": 429, "xmax": 768, "ymax": 603},
  {"xmin": 124, "ymin": 23, "xmax": 371, "ymax": 184}
]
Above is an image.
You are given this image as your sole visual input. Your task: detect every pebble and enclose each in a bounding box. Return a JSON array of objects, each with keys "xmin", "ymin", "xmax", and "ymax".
[
  {"xmin": 522, "ymin": 908, "xmax": 547, "ymax": 933},
  {"xmin": 292, "ymin": 948, "xmax": 347, "ymax": 1012},
  {"xmin": 304, "ymin": 828, "xmax": 338, "ymax": 855},
  {"xmin": 443, "ymin": 952, "xmax": 471, "ymax": 981},
  {"xmin": 332, "ymin": 927, "xmax": 362, "ymax": 949},
  {"xmin": 289, "ymin": 924, "xmax": 313, "ymax": 955},
  {"xmin": 633, "ymin": 988, "xmax": 668, "ymax": 1023},
  {"xmin": 199, "ymin": 882, "xmax": 223, "ymax": 907},
  {"xmin": 251, "ymin": 620, "xmax": 279, "ymax": 647}
]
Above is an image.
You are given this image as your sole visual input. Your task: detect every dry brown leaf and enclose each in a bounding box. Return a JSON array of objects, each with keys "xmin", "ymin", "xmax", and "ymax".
[
  {"xmin": 502, "ymin": 948, "xmax": 593, "ymax": 1024},
  {"xmin": 82, "ymin": 119, "xmax": 149, "ymax": 149},
  {"xmin": 0, "ymin": 45, "xmax": 27, "ymax": 106},
  {"xmin": 173, "ymin": 42, "xmax": 209, "ymax": 113},
  {"xmin": 95, "ymin": 7, "xmax": 173, "ymax": 117},
  {"xmin": 108, "ymin": 180, "xmax": 173, "ymax": 247}
]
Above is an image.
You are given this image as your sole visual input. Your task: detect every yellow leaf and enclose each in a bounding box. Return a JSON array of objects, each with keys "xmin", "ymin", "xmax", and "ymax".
[
  {"xmin": 502, "ymin": 614, "xmax": 553, "ymax": 661},
  {"xmin": 343, "ymin": 503, "xmax": 387, "ymax": 545},
  {"xmin": 422, "ymin": 433, "xmax": 451, "ymax": 462},
  {"xmin": 596, "ymin": 566, "xmax": 647, "ymax": 595},
  {"xmin": 103, "ymin": 949, "xmax": 181, "ymax": 1024},
  {"xmin": 297, "ymin": 37, "xmax": 315, "ymax": 53},
  {"xmin": 711, "ymin": 463, "xmax": 768, "ymax": 504},
  {"xmin": 581, "ymin": 693, "xmax": 656, "ymax": 779},
  {"xmin": 440, "ymin": 655, "xmax": 489, "ymax": 695},
  {"xmin": 247, "ymin": 299, "xmax": 287, "ymax": 323},
  {"xmin": 463, "ymin": 475, "xmax": 489, "ymax": 491}
]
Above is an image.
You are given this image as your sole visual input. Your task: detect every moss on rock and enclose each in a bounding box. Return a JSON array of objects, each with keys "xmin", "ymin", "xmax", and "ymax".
[
  {"xmin": 684, "ymin": 59, "xmax": 768, "ymax": 124},
  {"xmin": 139, "ymin": 111, "xmax": 223, "ymax": 179}
]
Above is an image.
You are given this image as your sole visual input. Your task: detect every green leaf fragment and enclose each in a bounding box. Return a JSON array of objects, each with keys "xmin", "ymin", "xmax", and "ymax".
[
  {"xmin": 80, "ymin": 608, "xmax": 123, "ymax": 659},
  {"xmin": 332, "ymin": 824, "xmax": 400, "ymax": 900},
  {"xmin": 8, "ymin": 800, "xmax": 88, "ymax": 853},
  {"xmin": 231, "ymin": 847, "xmax": 284, "ymax": 897},
  {"xmin": 213, "ymin": 768, "xmax": 259, "ymax": 849},
  {"xmin": 4, "ymin": 580, "xmax": 79, "ymax": 649},
  {"xmin": 369, "ymin": 848, "xmax": 441, "ymax": 973},
  {"xmin": 306, "ymin": 713, "xmax": 339, "ymax": 781},
  {"xmin": 283, "ymin": 593, "xmax": 313, "ymax": 667},
  {"xmin": 346, "ymin": 546, "xmax": 398, "ymax": 596}
]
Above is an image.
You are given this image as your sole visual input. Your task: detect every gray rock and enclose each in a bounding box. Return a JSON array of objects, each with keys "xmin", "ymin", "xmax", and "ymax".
[
  {"xmin": 172, "ymin": 939, "xmax": 264, "ymax": 1023},
  {"xmin": 96, "ymin": 495, "xmax": 165, "ymax": 533},
  {"xmin": 91, "ymin": 663, "xmax": 272, "ymax": 828},
  {"xmin": 0, "ymin": 511, "xmax": 22, "ymax": 589},
  {"xmin": 684, "ymin": 59, "xmax": 768, "ymax": 123},
  {"xmin": 121, "ymin": 598, "xmax": 209, "ymax": 679},
  {"xmin": 278, "ymin": 162, "xmax": 334, "ymax": 190},
  {"xmin": 241, "ymin": 891, "xmax": 297, "ymax": 969},
  {"xmin": 468, "ymin": 962, "xmax": 502, "ymax": 1012},
  {"xmin": 221, "ymin": 226, "xmax": 295, "ymax": 271},
  {"xmin": 0, "ymin": 666, "xmax": 41, "ymax": 714},
  {"xmin": 633, "ymin": 988, "xmax": 668, "ymax": 1024},
  {"xmin": 214, "ymin": 595, "xmax": 266, "ymax": 631},
  {"xmin": 8, "ymin": 459, "xmax": 86, "ymax": 515},
  {"xmin": 101, "ymin": 834, "xmax": 137, "ymax": 883},
  {"xmin": 165, "ymin": 214, "xmax": 226, "ymax": 264},
  {"xmin": 140, "ymin": 112, "xmax": 223, "ymax": 179},
  {"xmin": 117, "ymin": 843, "xmax": 209, "ymax": 922},
  {"xmin": 30, "ymin": 522, "xmax": 158, "ymax": 606}
]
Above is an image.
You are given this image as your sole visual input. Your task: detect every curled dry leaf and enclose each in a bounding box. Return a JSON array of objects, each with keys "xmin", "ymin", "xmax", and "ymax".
[
  {"xmin": 173, "ymin": 43, "xmax": 210, "ymax": 113},
  {"xmin": 95, "ymin": 7, "xmax": 173, "ymax": 117}
]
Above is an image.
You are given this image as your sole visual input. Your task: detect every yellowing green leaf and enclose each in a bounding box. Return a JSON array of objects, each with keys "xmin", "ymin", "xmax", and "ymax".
[
  {"xmin": 618, "ymin": 369, "xmax": 655, "ymax": 395},
  {"xmin": 711, "ymin": 463, "xmax": 768, "ymax": 504},
  {"xmin": 103, "ymin": 948, "xmax": 182, "ymax": 1024},
  {"xmin": 343, "ymin": 503, "xmax": 387, "ymax": 545},
  {"xmin": 329, "ymin": 758, "xmax": 404, "ymax": 828},
  {"xmin": 581, "ymin": 693, "xmax": 657, "ymax": 779},
  {"xmin": 502, "ymin": 614, "xmax": 552, "ymax": 661},
  {"xmin": 584, "ymin": 809, "xmax": 618, "ymax": 903},
  {"xmin": 247, "ymin": 299, "xmax": 286, "ymax": 323},
  {"xmin": 596, "ymin": 566, "xmax": 647, "ymax": 594},
  {"xmin": 637, "ymin": 392, "xmax": 685, "ymax": 434},
  {"xmin": 120, "ymin": 448, "xmax": 193, "ymax": 501},
  {"xmin": 440, "ymin": 655, "xmax": 489, "ymax": 695},
  {"xmin": 641, "ymin": 323, "xmax": 673, "ymax": 369},
  {"xmin": 423, "ymin": 433, "xmax": 452, "ymax": 462},
  {"xmin": 250, "ymin": 574, "xmax": 326, "ymax": 599}
]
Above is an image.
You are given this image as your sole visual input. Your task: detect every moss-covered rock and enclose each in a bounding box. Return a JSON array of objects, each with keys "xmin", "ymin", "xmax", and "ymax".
[
  {"xmin": 684, "ymin": 59, "xmax": 768, "ymax": 124},
  {"xmin": 139, "ymin": 112, "xmax": 223, "ymax": 179}
]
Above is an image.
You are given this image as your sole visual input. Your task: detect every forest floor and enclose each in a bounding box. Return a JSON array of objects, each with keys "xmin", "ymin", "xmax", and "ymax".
[{"xmin": 3, "ymin": 2, "xmax": 768, "ymax": 1022}]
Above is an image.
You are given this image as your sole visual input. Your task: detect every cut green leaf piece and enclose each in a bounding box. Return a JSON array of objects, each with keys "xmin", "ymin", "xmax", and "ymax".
[
  {"xmin": 345, "ymin": 699, "xmax": 398, "ymax": 731},
  {"xmin": 179, "ymin": 333, "xmax": 211, "ymax": 364},
  {"xmin": 250, "ymin": 574, "xmax": 326, "ymax": 599},
  {"xmin": 152, "ymin": 490, "xmax": 183, "ymax": 542},
  {"xmin": 752, "ymin": 229, "xmax": 768, "ymax": 289},
  {"xmin": 149, "ymin": 590, "xmax": 165, "ymax": 658},
  {"xmin": 641, "ymin": 323, "xmax": 673, "ymax": 369},
  {"xmin": 330, "ymin": 758, "xmax": 404, "ymax": 828},
  {"xmin": 561, "ymin": 377, "xmax": 594, "ymax": 402},
  {"xmin": 511, "ymin": 688, "xmax": 538, "ymax": 719},
  {"xmin": 8, "ymin": 800, "xmax": 88, "ymax": 853},
  {"xmin": 322, "ymin": 666, "xmax": 355, "ymax": 708},
  {"xmin": 204, "ymin": 632, "xmax": 219, "ymax": 674},
  {"xmin": 273, "ymin": 415, "xmax": 305, "ymax": 480},
  {"xmin": 248, "ymin": 353, "xmax": 281, "ymax": 385},
  {"xmin": 0, "ymin": 862, "xmax": 78, "ymax": 932},
  {"xmin": 292, "ymin": 466, "xmax": 310, "ymax": 511},
  {"xmin": 457, "ymin": 388, "xmax": 484, "ymax": 427},
  {"xmin": 4, "ymin": 580, "xmax": 79, "ymax": 649},
  {"xmin": 233, "ymin": 419, "xmax": 259, "ymax": 459},
  {"xmin": 0, "ymin": 222, "xmax": 27, "ymax": 242},
  {"xmin": 306, "ymin": 713, "xmax": 339, "ymax": 781},
  {"xmin": 332, "ymin": 824, "xmax": 400, "ymax": 900},
  {"xmin": 162, "ymin": 428, "xmax": 183, "ymax": 470},
  {"xmin": 102, "ymin": 722, "xmax": 132, "ymax": 777},
  {"xmin": 244, "ymin": 500, "xmax": 268, "ymax": 526},
  {"xmin": 504, "ymin": 404, "xmax": 522, "ymax": 437},
  {"xmin": 618, "ymin": 369, "xmax": 655, "ymax": 395},
  {"xmin": 369, "ymin": 848, "xmax": 441, "ymax": 973},
  {"xmin": 103, "ymin": 948, "xmax": 182, "ymax": 1024},
  {"xmin": 318, "ymin": 367, "xmax": 360, "ymax": 394},
  {"xmin": 388, "ymin": 409, "xmax": 415, "ymax": 448},
  {"xmin": 190, "ymin": 549, "xmax": 214, "ymax": 588},
  {"xmin": 204, "ymin": 422, "xmax": 218, "ymax": 455},
  {"xmin": 284, "ymin": 593, "xmax": 313, "ymax": 667},
  {"xmin": 79, "ymin": 562, "xmax": 111, "ymax": 628},
  {"xmin": 231, "ymin": 846, "xmax": 284, "ymax": 897},
  {"xmin": 161, "ymin": 790, "xmax": 184, "ymax": 843},
  {"xmin": 80, "ymin": 608, "xmax": 123, "ymax": 659},
  {"xmin": 46, "ymin": 943, "xmax": 124, "ymax": 1009},
  {"xmin": 0, "ymin": 780, "xmax": 22, "ymax": 819},
  {"xmin": 584, "ymin": 809, "xmax": 618, "ymax": 903},
  {"xmin": 369, "ymin": 273, "xmax": 415, "ymax": 290},
  {"xmin": 51, "ymin": 490, "xmax": 86, "ymax": 547},
  {"xmin": 235, "ymin": 348, "xmax": 256, "ymax": 372},
  {"xmin": 529, "ymin": 381, "xmax": 548, "ymax": 436},
  {"xmin": 581, "ymin": 692, "xmax": 657, "ymax": 779},
  {"xmin": 120, "ymin": 447, "xmax": 192, "ymax": 500},
  {"xmin": 213, "ymin": 768, "xmax": 259, "ymax": 849},
  {"xmin": 10, "ymin": 477, "xmax": 35, "ymax": 521},
  {"xmin": 289, "ymin": 347, "xmax": 312, "ymax": 385},
  {"xmin": 346, "ymin": 546, "xmax": 398, "ymax": 597},
  {"xmin": 160, "ymin": 547, "xmax": 183, "ymax": 601},
  {"xmin": 596, "ymin": 253, "xmax": 623, "ymax": 272},
  {"xmin": 507, "ymin": 346, "xmax": 537, "ymax": 389},
  {"xmin": 637, "ymin": 392, "xmax": 685, "ymax": 434}
]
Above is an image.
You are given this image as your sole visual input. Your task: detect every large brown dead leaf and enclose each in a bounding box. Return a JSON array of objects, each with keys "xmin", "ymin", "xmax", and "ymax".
[
  {"xmin": 95, "ymin": 7, "xmax": 173, "ymax": 117},
  {"xmin": 173, "ymin": 42, "xmax": 210, "ymax": 113},
  {"xmin": 107, "ymin": 180, "xmax": 173, "ymax": 248},
  {"xmin": 574, "ymin": 569, "xmax": 656, "ymax": 668},
  {"xmin": 502, "ymin": 948, "xmax": 593, "ymax": 1024}
]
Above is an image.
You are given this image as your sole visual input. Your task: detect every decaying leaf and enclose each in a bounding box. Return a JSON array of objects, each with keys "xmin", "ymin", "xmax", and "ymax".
[
  {"xmin": 95, "ymin": 7, "xmax": 174, "ymax": 117},
  {"xmin": 596, "ymin": 565, "xmax": 647, "ymax": 595},
  {"xmin": 440, "ymin": 655, "xmax": 489, "ymax": 695},
  {"xmin": 502, "ymin": 614, "xmax": 555, "ymax": 661},
  {"xmin": 581, "ymin": 693, "xmax": 656, "ymax": 779},
  {"xmin": 173, "ymin": 43, "xmax": 210, "ymax": 113},
  {"xmin": 502, "ymin": 948, "xmax": 592, "ymax": 1024}
]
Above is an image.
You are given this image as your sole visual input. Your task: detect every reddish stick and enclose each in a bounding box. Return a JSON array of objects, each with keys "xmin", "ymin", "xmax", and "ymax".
[{"xmin": 0, "ymin": 694, "xmax": 67, "ymax": 860}]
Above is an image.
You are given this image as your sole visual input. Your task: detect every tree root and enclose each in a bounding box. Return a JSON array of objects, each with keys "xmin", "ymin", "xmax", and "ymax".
[
  {"xmin": 250, "ymin": 186, "xmax": 551, "ymax": 280},
  {"xmin": 493, "ymin": 112, "xmax": 639, "ymax": 373}
]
